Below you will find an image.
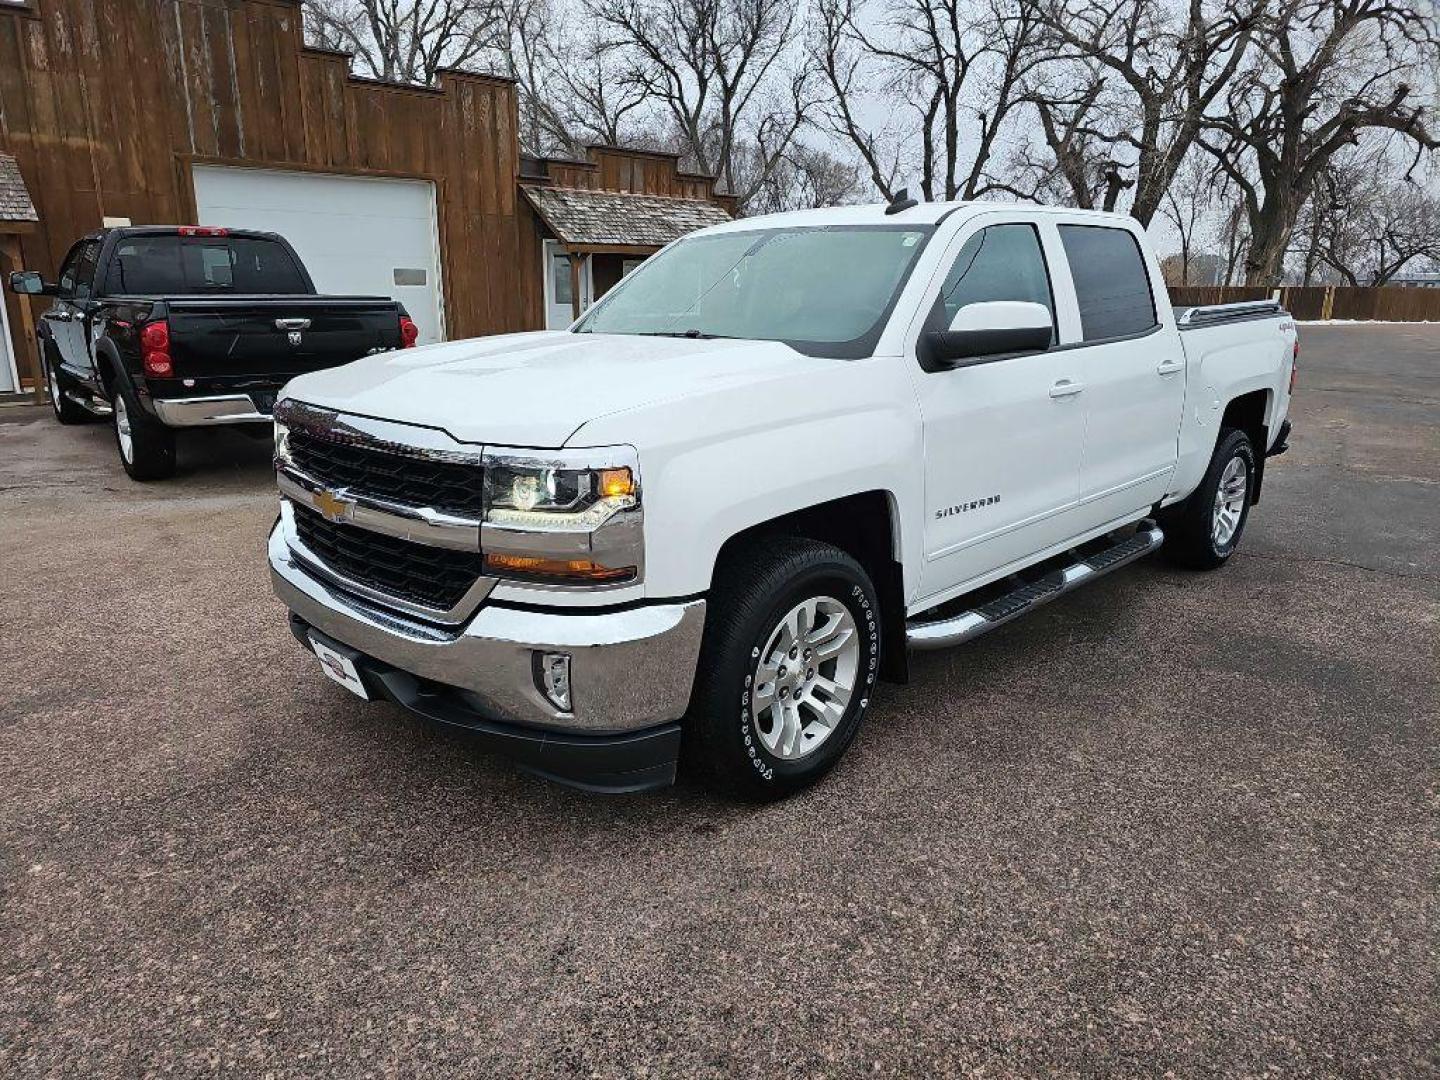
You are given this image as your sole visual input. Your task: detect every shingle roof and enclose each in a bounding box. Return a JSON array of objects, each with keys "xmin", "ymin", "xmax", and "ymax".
[
  {"xmin": 522, "ymin": 185, "xmax": 731, "ymax": 248},
  {"xmin": 0, "ymin": 152, "xmax": 38, "ymax": 223}
]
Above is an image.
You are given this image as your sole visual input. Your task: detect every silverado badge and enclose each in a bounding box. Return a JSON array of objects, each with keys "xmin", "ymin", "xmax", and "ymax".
[{"xmin": 311, "ymin": 488, "xmax": 354, "ymax": 524}]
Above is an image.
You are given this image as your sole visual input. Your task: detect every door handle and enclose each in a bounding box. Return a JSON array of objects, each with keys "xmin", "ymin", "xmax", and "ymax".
[
  {"xmin": 49, "ymin": 311, "xmax": 73, "ymax": 322},
  {"xmin": 1049, "ymin": 379, "xmax": 1085, "ymax": 398},
  {"xmin": 1156, "ymin": 360, "xmax": 1184, "ymax": 375}
]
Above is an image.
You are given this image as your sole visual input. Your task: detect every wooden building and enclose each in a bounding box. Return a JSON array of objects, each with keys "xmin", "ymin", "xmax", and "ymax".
[{"xmin": 0, "ymin": 0, "xmax": 733, "ymax": 395}]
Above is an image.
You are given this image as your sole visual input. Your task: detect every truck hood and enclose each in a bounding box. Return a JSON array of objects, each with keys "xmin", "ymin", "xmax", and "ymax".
[{"xmin": 280, "ymin": 331, "xmax": 835, "ymax": 447}]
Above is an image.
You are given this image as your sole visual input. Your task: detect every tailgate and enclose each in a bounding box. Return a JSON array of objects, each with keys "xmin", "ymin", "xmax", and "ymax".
[{"xmin": 164, "ymin": 296, "xmax": 403, "ymax": 380}]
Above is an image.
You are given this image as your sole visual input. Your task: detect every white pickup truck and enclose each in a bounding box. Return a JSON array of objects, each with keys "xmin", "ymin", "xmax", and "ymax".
[{"xmin": 268, "ymin": 197, "xmax": 1297, "ymax": 798}]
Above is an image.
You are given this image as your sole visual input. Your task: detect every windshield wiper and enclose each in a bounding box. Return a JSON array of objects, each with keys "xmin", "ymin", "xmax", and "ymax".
[{"xmin": 636, "ymin": 329, "xmax": 729, "ymax": 339}]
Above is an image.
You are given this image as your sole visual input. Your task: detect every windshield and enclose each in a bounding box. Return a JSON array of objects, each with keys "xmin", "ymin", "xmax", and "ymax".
[
  {"xmin": 104, "ymin": 235, "xmax": 310, "ymax": 295},
  {"xmin": 574, "ymin": 224, "xmax": 933, "ymax": 358}
]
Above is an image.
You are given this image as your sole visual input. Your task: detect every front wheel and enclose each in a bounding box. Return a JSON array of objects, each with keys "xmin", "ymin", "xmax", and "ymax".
[
  {"xmin": 46, "ymin": 359, "xmax": 91, "ymax": 425},
  {"xmin": 112, "ymin": 380, "xmax": 176, "ymax": 481},
  {"xmin": 685, "ymin": 538, "xmax": 881, "ymax": 800},
  {"xmin": 1162, "ymin": 428, "xmax": 1255, "ymax": 570}
]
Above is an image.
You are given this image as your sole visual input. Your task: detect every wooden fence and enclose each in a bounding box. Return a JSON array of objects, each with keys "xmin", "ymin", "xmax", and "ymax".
[{"xmin": 1168, "ymin": 285, "xmax": 1440, "ymax": 321}]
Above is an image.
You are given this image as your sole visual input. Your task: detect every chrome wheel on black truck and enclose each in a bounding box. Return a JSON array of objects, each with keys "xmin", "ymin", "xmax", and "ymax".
[
  {"xmin": 686, "ymin": 537, "xmax": 880, "ymax": 800},
  {"xmin": 46, "ymin": 359, "xmax": 91, "ymax": 425},
  {"xmin": 111, "ymin": 378, "xmax": 176, "ymax": 481}
]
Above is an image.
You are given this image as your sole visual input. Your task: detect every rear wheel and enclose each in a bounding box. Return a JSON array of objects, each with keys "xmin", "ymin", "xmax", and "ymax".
[
  {"xmin": 1162, "ymin": 428, "xmax": 1255, "ymax": 570},
  {"xmin": 685, "ymin": 538, "xmax": 881, "ymax": 800},
  {"xmin": 112, "ymin": 379, "xmax": 176, "ymax": 481},
  {"xmin": 46, "ymin": 359, "xmax": 91, "ymax": 425}
]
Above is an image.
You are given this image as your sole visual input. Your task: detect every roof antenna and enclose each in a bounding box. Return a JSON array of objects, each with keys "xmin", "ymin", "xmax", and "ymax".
[{"xmin": 885, "ymin": 187, "xmax": 919, "ymax": 215}]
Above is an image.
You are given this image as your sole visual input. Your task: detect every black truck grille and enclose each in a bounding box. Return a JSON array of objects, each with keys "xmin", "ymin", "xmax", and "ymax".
[
  {"xmin": 292, "ymin": 504, "xmax": 482, "ymax": 611},
  {"xmin": 288, "ymin": 430, "xmax": 484, "ymax": 518}
]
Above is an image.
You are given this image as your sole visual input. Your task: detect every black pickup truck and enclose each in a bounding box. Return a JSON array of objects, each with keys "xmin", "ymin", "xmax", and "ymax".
[{"xmin": 9, "ymin": 226, "xmax": 417, "ymax": 480}]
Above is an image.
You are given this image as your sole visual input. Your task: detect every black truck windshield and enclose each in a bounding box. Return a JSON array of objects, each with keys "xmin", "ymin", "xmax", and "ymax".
[
  {"xmin": 105, "ymin": 234, "xmax": 310, "ymax": 295},
  {"xmin": 574, "ymin": 224, "xmax": 933, "ymax": 358}
]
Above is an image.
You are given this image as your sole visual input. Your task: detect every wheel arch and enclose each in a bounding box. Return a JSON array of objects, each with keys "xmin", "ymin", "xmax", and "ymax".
[
  {"xmin": 1220, "ymin": 388, "xmax": 1271, "ymax": 503},
  {"xmin": 711, "ymin": 490, "xmax": 909, "ymax": 684},
  {"xmin": 93, "ymin": 338, "xmax": 125, "ymax": 400}
]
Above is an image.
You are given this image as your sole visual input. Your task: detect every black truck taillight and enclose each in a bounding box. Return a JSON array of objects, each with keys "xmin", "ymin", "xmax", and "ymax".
[
  {"xmin": 141, "ymin": 319, "xmax": 172, "ymax": 377},
  {"xmin": 399, "ymin": 315, "xmax": 419, "ymax": 348}
]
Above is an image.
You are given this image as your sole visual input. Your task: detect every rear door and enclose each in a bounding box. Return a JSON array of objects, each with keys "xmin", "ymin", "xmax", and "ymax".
[
  {"xmin": 910, "ymin": 215, "xmax": 1089, "ymax": 600},
  {"xmin": 1052, "ymin": 221, "xmax": 1186, "ymax": 528}
]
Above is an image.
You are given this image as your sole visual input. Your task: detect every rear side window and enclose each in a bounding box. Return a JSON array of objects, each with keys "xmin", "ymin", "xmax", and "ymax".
[
  {"xmin": 1058, "ymin": 225, "xmax": 1157, "ymax": 340},
  {"xmin": 105, "ymin": 235, "xmax": 309, "ymax": 295},
  {"xmin": 931, "ymin": 223, "xmax": 1055, "ymax": 342}
]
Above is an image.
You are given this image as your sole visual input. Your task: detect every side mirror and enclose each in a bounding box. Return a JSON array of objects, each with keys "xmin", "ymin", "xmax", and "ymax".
[
  {"xmin": 8, "ymin": 270, "xmax": 54, "ymax": 296},
  {"xmin": 926, "ymin": 300, "xmax": 1052, "ymax": 367}
]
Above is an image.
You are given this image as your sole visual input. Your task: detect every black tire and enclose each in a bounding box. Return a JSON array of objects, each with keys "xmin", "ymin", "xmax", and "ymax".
[
  {"xmin": 112, "ymin": 377, "xmax": 176, "ymax": 481},
  {"xmin": 685, "ymin": 537, "xmax": 881, "ymax": 801},
  {"xmin": 45, "ymin": 359, "xmax": 91, "ymax": 425},
  {"xmin": 1161, "ymin": 428, "xmax": 1255, "ymax": 570}
]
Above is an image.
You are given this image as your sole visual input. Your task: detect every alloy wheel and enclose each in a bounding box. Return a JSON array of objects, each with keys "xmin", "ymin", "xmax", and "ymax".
[
  {"xmin": 750, "ymin": 595, "xmax": 860, "ymax": 761},
  {"xmin": 1211, "ymin": 454, "xmax": 1248, "ymax": 548}
]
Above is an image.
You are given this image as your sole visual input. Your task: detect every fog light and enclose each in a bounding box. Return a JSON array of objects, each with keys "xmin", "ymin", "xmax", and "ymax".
[{"xmin": 537, "ymin": 652, "xmax": 572, "ymax": 712}]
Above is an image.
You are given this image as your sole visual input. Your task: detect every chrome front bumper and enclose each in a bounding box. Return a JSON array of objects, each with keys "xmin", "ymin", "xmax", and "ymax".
[
  {"xmin": 268, "ymin": 518, "xmax": 706, "ymax": 735},
  {"xmin": 153, "ymin": 394, "xmax": 273, "ymax": 426}
]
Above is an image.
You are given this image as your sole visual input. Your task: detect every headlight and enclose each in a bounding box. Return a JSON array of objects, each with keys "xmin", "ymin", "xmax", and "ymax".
[
  {"xmin": 481, "ymin": 446, "xmax": 642, "ymax": 586},
  {"xmin": 273, "ymin": 417, "xmax": 291, "ymax": 467}
]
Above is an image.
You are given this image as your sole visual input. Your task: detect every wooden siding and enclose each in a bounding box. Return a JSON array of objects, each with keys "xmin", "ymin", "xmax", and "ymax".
[{"xmin": 0, "ymin": 0, "xmax": 541, "ymax": 385}]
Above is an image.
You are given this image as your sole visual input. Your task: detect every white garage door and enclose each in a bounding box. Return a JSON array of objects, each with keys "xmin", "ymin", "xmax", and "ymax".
[{"xmin": 192, "ymin": 165, "xmax": 444, "ymax": 345}]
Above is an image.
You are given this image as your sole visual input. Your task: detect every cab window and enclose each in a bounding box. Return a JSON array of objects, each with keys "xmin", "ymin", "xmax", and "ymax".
[
  {"xmin": 928, "ymin": 223, "xmax": 1056, "ymax": 344},
  {"xmin": 1057, "ymin": 225, "xmax": 1158, "ymax": 340},
  {"xmin": 71, "ymin": 240, "xmax": 102, "ymax": 302}
]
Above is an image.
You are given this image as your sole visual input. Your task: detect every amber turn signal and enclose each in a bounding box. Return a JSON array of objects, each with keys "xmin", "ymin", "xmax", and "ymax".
[
  {"xmin": 484, "ymin": 553, "xmax": 636, "ymax": 584},
  {"xmin": 597, "ymin": 467, "xmax": 636, "ymax": 500}
]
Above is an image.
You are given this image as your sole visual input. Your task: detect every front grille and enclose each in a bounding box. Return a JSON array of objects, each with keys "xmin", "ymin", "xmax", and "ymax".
[
  {"xmin": 292, "ymin": 504, "xmax": 482, "ymax": 611},
  {"xmin": 288, "ymin": 429, "xmax": 484, "ymax": 518}
]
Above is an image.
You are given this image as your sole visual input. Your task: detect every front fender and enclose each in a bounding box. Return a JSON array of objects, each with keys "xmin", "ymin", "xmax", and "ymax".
[{"xmin": 571, "ymin": 355, "xmax": 924, "ymax": 601}]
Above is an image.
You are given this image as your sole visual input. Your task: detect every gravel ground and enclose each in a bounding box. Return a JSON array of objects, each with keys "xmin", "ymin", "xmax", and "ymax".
[{"xmin": 1, "ymin": 326, "xmax": 1436, "ymax": 1077}]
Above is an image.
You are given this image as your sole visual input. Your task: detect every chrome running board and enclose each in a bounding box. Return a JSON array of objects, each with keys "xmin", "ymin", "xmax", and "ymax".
[
  {"xmin": 64, "ymin": 389, "xmax": 112, "ymax": 416},
  {"xmin": 906, "ymin": 522, "xmax": 1165, "ymax": 651}
]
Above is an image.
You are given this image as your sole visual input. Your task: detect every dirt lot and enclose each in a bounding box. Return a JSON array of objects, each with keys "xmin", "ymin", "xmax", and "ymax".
[{"xmin": 1, "ymin": 325, "xmax": 1436, "ymax": 1077}]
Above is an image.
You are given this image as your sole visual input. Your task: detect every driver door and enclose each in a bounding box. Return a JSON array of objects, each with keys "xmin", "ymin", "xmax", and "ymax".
[
  {"xmin": 44, "ymin": 238, "xmax": 101, "ymax": 387},
  {"xmin": 910, "ymin": 218, "xmax": 1088, "ymax": 603}
]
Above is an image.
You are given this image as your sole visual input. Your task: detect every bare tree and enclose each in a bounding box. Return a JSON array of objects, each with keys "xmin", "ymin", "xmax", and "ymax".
[
  {"xmin": 1003, "ymin": 58, "xmax": 1132, "ymax": 208},
  {"xmin": 1160, "ymin": 152, "xmax": 1218, "ymax": 285},
  {"xmin": 1214, "ymin": 188, "xmax": 1250, "ymax": 286},
  {"xmin": 1025, "ymin": 0, "xmax": 1263, "ymax": 225},
  {"xmin": 813, "ymin": 0, "xmax": 1045, "ymax": 202},
  {"xmin": 1199, "ymin": 0, "xmax": 1440, "ymax": 285},
  {"xmin": 500, "ymin": 0, "xmax": 655, "ymax": 155},
  {"xmin": 585, "ymin": 0, "xmax": 816, "ymax": 209},
  {"xmin": 743, "ymin": 143, "xmax": 865, "ymax": 213},
  {"xmin": 1298, "ymin": 146, "xmax": 1440, "ymax": 285},
  {"xmin": 304, "ymin": 0, "xmax": 509, "ymax": 85}
]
